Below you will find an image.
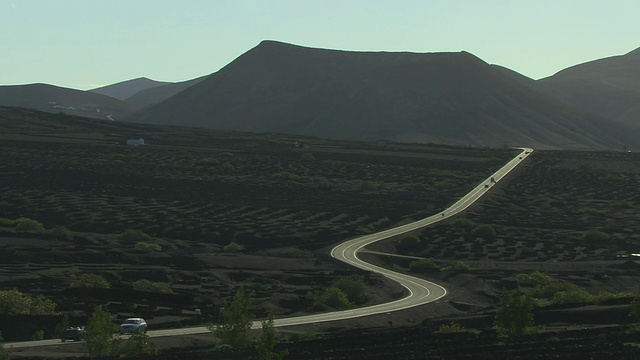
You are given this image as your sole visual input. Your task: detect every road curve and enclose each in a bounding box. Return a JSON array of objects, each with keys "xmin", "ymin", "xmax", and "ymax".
[{"xmin": 6, "ymin": 147, "xmax": 532, "ymax": 348}]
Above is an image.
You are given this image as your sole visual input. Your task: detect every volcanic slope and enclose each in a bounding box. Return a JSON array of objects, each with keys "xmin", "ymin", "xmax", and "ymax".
[
  {"xmin": 129, "ymin": 40, "xmax": 637, "ymax": 150},
  {"xmin": 124, "ymin": 75, "xmax": 208, "ymax": 109},
  {"xmin": 539, "ymin": 47, "xmax": 640, "ymax": 130},
  {"xmin": 0, "ymin": 83, "xmax": 135, "ymax": 120},
  {"xmin": 89, "ymin": 77, "xmax": 171, "ymax": 101}
]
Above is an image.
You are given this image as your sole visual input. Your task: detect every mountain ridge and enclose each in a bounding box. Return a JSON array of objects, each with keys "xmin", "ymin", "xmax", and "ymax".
[{"xmin": 128, "ymin": 41, "xmax": 637, "ymax": 150}]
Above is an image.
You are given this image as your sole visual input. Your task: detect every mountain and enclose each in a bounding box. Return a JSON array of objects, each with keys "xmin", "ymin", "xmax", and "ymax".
[
  {"xmin": 124, "ymin": 75, "xmax": 208, "ymax": 109},
  {"xmin": 0, "ymin": 83, "xmax": 135, "ymax": 120},
  {"xmin": 539, "ymin": 47, "xmax": 640, "ymax": 129},
  {"xmin": 128, "ymin": 41, "xmax": 637, "ymax": 150},
  {"xmin": 89, "ymin": 77, "xmax": 171, "ymax": 101}
]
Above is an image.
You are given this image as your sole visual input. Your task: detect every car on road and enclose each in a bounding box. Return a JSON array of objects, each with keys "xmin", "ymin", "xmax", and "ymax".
[
  {"xmin": 119, "ymin": 318, "xmax": 147, "ymax": 334},
  {"xmin": 63, "ymin": 326, "xmax": 84, "ymax": 342}
]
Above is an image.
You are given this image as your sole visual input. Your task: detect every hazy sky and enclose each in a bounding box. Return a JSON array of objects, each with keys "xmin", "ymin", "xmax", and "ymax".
[{"xmin": 2, "ymin": 0, "xmax": 638, "ymax": 90}]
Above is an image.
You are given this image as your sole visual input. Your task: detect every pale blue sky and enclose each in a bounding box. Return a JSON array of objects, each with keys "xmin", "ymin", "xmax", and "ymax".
[{"xmin": 1, "ymin": 0, "xmax": 638, "ymax": 90}]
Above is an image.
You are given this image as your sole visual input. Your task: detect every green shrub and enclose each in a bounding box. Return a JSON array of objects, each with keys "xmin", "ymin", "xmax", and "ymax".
[
  {"xmin": 272, "ymin": 171, "xmax": 300, "ymax": 180},
  {"xmin": 612, "ymin": 200, "xmax": 634, "ymax": 209},
  {"xmin": 15, "ymin": 217, "xmax": 45, "ymax": 231},
  {"xmin": 409, "ymin": 259, "xmax": 439, "ymax": 273},
  {"xmin": 333, "ymin": 275, "xmax": 367, "ymax": 305},
  {"xmin": 396, "ymin": 235, "xmax": 421, "ymax": 252},
  {"xmin": 452, "ymin": 217, "xmax": 476, "ymax": 229},
  {"xmin": 216, "ymin": 152, "xmax": 234, "ymax": 158},
  {"xmin": 316, "ymin": 287, "xmax": 352, "ymax": 309},
  {"xmin": 577, "ymin": 207, "xmax": 608, "ymax": 215},
  {"xmin": 118, "ymin": 332, "xmax": 158, "ymax": 357},
  {"xmin": 0, "ymin": 289, "xmax": 58, "ymax": 315},
  {"xmin": 223, "ymin": 242, "xmax": 245, "ymax": 253},
  {"xmin": 119, "ymin": 229, "xmax": 152, "ymax": 242},
  {"xmin": 595, "ymin": 291, "xmax": 635, "ymax": 304},
  {"xmin": 69, "ymin": 273, "xmax": 111, "ymax": 289},
  {"xmin": 494, "ymin": 289, "xmax": 536, "ymax": 337},
  {"xmin": 438, "ymin": 322, "xmax": 467, "ymax": 333},
  {"xmin": 51, "ymin": 225, "xmax": 73, "ymax": 240},
  {"xmin": 132, "ymin": 280, "xmax": 174, "ymax": 294},
  {"xmin": 441, "ymin": 261, "xmax": 473, "ymax": 271},
  {"xmin": 32, "ymin": 330, "xmax": 44, "ymax": 341},
  {"xmin": 581, "ymin": 229, "xmax": 610, "ymax": 243},
  {"xmin": 472, "ymin": 224, "xmax": 496, "ymax": 239},
  {"xmin": 0, "ymin": 218, "xmax": 15, "ymax": 227},
  {"xmin": 134, "ymin": 242, "xmax": 162, "ymax": 252},
  {"xmin": 550, "ymin": 289, "xmax": 594, "ymax": 305}
]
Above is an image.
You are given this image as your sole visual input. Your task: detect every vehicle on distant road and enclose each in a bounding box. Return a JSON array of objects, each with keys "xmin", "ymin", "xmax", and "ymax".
[
  {"xmin": 62, "ymin": 326, "xmax": 84, "ymax": 342},
  {"xmin": 119, "ymin": 318, "xmax": 147, "ymax": 334}
]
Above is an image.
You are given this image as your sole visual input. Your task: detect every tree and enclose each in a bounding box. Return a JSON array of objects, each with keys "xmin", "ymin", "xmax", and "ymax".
[
  {"xmin": 255, "ymin": 312, "xmax": 288, "ymax": 360},
  {"xmin": 494, "ymin": 289, "xmax": 536, "ymax": 337},
  {"xmin": 84, "ymin": 305, "xmax": 118, "ymax": 357},
  {"xmin": 209, "ymin": 288, "xmax": 253, "ymax": 347}
]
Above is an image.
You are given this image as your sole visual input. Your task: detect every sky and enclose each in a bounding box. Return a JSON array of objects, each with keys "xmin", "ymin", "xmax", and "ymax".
[{"xmin": 1, "ymin": 0, "xmax": 638, "ymax": 90}]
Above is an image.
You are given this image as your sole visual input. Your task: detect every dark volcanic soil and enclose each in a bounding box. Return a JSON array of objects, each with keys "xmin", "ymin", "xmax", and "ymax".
[{"xmin": 2, "ymin": 108, "xmax": 640, "ymax": 359}]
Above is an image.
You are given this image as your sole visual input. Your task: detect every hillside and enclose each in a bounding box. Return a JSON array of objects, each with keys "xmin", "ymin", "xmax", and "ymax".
[
  {"xmin": 128, "ymin": 41, "xmax": 638, "ymax": 150},
  {"xmin": 539, "ymin": 47, "xmax": 640, "ymax": 129},
  {"xmin": 0, "ymin": 83, "xmax": 135, "ymax": 120},
  {"xmin": 124, "ymin": 75, "xmax": 208, "ymax": 109},
  {"xmin": 89, "ymin": 77, "xmax": 171, "ymax": 100}
]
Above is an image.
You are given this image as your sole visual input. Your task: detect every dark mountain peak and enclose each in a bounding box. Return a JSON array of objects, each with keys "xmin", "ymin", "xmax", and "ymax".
[{"xmin": 89, "ymin": 77, "xmax": 172, "ymax": 101}]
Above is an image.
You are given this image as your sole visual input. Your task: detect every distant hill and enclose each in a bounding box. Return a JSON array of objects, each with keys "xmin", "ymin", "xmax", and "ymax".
[
  {"xmin": 0, "ymin": 83, "xmax": 135, "ymax": 120},
  {"xmin": 124, "ymin": 75, "xmax": 208, "ymax": 109},
  {"xmin": 89, "ymin": 77, "xmax": 171, "ymax": 101},
  {"xmin": 539, "ymin": 47, "xmax": 640, "ymax": 129},
  {"xmin": 128, "ymin": 41, "xmax": 637, "ymax": 150}
]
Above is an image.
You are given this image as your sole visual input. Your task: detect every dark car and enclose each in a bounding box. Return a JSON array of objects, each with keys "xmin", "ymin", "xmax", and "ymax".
[{"xmin": 63, "ymin": 326, "xmax": 84, "ymax": 342}]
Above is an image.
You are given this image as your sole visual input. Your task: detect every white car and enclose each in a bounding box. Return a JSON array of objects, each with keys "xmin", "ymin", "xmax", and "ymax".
[{"xmin": 119, "ymin": 318, "xmax": 147, "ymax": 334}]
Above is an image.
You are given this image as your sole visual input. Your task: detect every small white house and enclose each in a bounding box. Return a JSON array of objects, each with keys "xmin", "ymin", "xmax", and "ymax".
[{"xmin": 126, "ymin": 138, "xmax": 145, "ymax": 146}]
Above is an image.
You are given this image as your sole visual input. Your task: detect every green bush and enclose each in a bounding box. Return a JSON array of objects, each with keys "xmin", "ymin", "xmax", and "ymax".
[
  {"xmin": 132, "ymin": 280, "xmax": 174, "ymax": 294},
  {"xmin": 409, "ymin": 259, "xmax": 439, "ymax": 273},
  {"xmin": 216, "ymin": 152, "xmax": 234, "ymax": 158},
  {"xmin": 550, "ymin": 289, "xmax": 594, "ymax": 305},
  {"xmin": 577, "ymin": 207, "xmax": 608, "ymax": 215},
  {"xmin": 333, "ymin": 275, "xmax": 368, "ymax": 305},
  {"xmin": 316, "ymin": 287, "xmax": 352, "ymax": 309},
  {"xmin": 0, "ymin": 289, "xmax": 58, "ymax": 315},
  {"xmin": 119, "ymin": 229, "xmax": 152, "ymax": 242},
  {"xmin": 0, "ymin": 218, "xmax": 15, "ymax": 227},
  {"xmin": 452, "ymin": 217, "xmax": 476, "ymax": 229},
  {"xmin": 441, "ymin": 261, "xmax": 473, "ymax": 271},
  {"xmin": 611, "ymin": 200, "xmax": 634, "ymax": 209},
  {"xmin": 438, "ymin": 322, "xmax": 467, "ymax": 333},
  {"xmin": 51, "ymin": 225, "xmax": 73, "ymax": 240},
  {"xmin": 32, "ymin": 330, "xmax": 44, "ymax": 341},
  {"xmin": 581, "ymin": 229, "xmax": 610, "ymax": 243},
  {"xmin": 196, "ymin": 157, "xmax": 220, "ymax": 166},
  {"xmin": 134, "ymin": 242, "xmax": 162, "ymax": 252},
  {"xmin": 69, "ymin": 273, "xmax": 111, "ymax": 289},
  {"xmin": 396, "ymin": 235, "xmax": 421, "ymax": 252},
  {"xmin": 223, "ymin": 242, "xmax": 245, "ymax": 253},
  {"xmin": 15, "ymin": 217, "xmax": 45, "ymax": 231},
  {"xmin": 472, "ymin": 224, "xmax": 497, "ymax": 239},
  {"xmin": 118, "ymin": 332, "xmax": 158, "ymax": 357},
  {"xmin": 272, "ymin": 171, "xmax": 300, "ymax": 180}
]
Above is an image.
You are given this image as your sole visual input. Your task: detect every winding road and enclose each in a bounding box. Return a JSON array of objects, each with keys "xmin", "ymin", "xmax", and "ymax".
[{"xmin": 7, "ymin": 147, "xmax": 532, "ymax": 348}]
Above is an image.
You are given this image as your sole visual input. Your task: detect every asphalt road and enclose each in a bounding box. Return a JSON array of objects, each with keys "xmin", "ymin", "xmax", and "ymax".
[{"xmin": 7, "ymin": 147, "xmax": 532, "ymax": 348}]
